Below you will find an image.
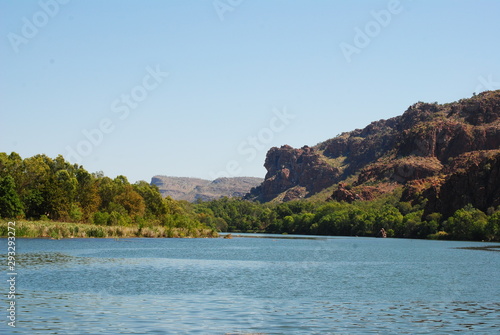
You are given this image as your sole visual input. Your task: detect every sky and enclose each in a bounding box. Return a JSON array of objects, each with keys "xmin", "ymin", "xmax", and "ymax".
[{"xmin": 1, "ymin": 0, "xmax": 500, "ymax": 183}]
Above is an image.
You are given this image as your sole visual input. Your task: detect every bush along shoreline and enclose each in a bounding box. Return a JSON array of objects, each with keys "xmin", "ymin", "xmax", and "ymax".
[
  {"xmin": 0, "ymin": 152, "xmax": 218, "ymax": 239},
  {"xmin": 194, "ymin": 195, "xmax": 500, "ymax": 242},
  {"xmin": 1, "ymin": 152, "xmax": 498, "ymax": 241},
  {"xmin": 0, "ymin": 220, "xmax": 218, "ymax": 239}
]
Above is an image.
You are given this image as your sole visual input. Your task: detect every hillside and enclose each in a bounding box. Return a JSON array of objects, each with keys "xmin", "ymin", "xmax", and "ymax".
[
  {"xmin": 151, "ymin": 176, "xmax": 263, "ymax": 202},
  {"xmin": 247, "ymin": 90, "xmax": 500, "ymax": 217}
]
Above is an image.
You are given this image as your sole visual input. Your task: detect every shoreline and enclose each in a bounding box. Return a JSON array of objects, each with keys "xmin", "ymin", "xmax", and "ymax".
[{"xmin": 0, "ymin": 220, "xmax": 218, "ymax": 239}]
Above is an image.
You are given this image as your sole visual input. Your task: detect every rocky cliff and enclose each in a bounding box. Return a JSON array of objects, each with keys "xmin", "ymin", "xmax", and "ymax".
[
  {"xmin": 246, "ymin": 145, "xmax": 339, "ymax": 202},
  {"xmin": 151, "ymin": 176, "xmax": 263, "ymax": 202},
  {"xmin": 151, "ymin": 176, "xmax": 208, "ymax": 200},
  {"xmin": 422, "ymin": 150, "xmax": 500, "ymax": 219},
  {"xmin": 248, "ymin": 90, "xmax": 500, "ymax": 216}
]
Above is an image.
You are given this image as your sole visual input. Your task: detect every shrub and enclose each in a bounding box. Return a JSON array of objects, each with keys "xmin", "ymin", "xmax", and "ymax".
[
  {"xmin": 69, "ymin": 204, "xmax": 83, "ymax": 222},
  {"xmin": 485, "ymin": 212, "xmax": 500, "ymax": 241},
  {"xmin": 87, "ymin": 227, "xmax": 106, "ymax": 238},
  {"xmin": 445, "ymin": 205, "xmax": 487, "ymax": 240},
  {"xmin": 108, "ymin": 211, "xmax": 131, "ymax": 226},
  {"xmin": 93, "ymin": 211, "xmax": 110, "ymax": 225},
  {"xmin": 428, "ymin": 231, "xmax": 450, "ymax": 240}
]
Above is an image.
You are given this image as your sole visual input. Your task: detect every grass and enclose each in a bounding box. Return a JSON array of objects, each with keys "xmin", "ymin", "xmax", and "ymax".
[
  {"xmin": 0, "ymin": 220, "xmax": 219, "ymax": 239},
  {"xmin": 321, "ymin": 155, "xmax": 348, "ymax": 170}
]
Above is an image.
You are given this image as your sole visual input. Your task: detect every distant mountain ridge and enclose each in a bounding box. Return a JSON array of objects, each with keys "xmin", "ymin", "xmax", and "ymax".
[
  {"xmin": 151, "ymin": 176, "xmax": 263, "ymax": 202},
  {"xmin": 246, "ymin": 90, "xmax": 500, "ymax": 217}
]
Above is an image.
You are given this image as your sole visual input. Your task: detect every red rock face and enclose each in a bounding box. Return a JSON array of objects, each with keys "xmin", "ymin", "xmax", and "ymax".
[
  {"xmin": 451, "ymin": 92, "xmax": 500, "ymax": 125},
  {"xmin": 258, "ymin": 145, "xmax": 339, "ymax": 202},
  {"xmin": 249, "ymin": 90, "xmax": 500, "ymax": 206},
  {"xmin": 327, "ymin": 183, "xmax": 362, "ymax": 203},
  {"xmin": 320, "ymin": 118, "xmax": 399, "ymax": 175},
  {"xmin": 357, "ymin": 157, "xmax": 443, "ymax": 184},
  {"xmin": 423, "ymin": 151, "xmax": 500, "ymax": 219},
  {"xmin": 396, "ymin": 121, "xmax": 500, "ymax": 162}
]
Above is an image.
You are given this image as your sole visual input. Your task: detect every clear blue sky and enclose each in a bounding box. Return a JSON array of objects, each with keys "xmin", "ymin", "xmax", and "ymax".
[{"xmin": 2, "ymin": 0, "xmax": 499, "ymax": 183}]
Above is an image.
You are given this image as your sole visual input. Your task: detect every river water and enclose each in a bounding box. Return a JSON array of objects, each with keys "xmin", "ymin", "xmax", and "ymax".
[{"xmin": 1, "ymin": 235, "xmax": 499, "ymax": 334}]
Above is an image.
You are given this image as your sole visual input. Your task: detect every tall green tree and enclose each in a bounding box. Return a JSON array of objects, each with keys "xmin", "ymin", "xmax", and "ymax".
[
  {"xmin": 133, "ymin": 181, "xmax": 167, "ymax": 218},
  {"xmin": 485, "ymin": 211, "xmax": 500, "ymax": 241},
  {"xmin": 21, "ymin": 155, "xmax": 52, "ymax": 219},
  {"xmin": 445, "ymin": 205, "xmax": 487, "ymax": 240},
  {"xmin": 0, "ymin": 175, "xmax": 24, "ymax": 218},
  {"xmin": 75, "ymin": 168, "xmax": 100, "ymax": 221}
]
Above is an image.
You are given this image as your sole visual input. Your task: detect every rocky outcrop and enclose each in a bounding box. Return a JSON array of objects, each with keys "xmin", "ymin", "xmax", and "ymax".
[
  {"xmin": 318, "ymin": 118, "xmax": 399, "ymax": 176},
  {"xmin": 249, "ymin": 90, "xmax": 500, "ymax": 204},
  {"xmin": 248, "ymin": 145, "xmax": 339, "ymax": 202},
  {"xmin": 188, "ymin": 177, "xmax": 264, "ymax": 202},
  {"xmin": 282, "ymin": 186, "xmax": 308, "ymax": 202},
  {"xmin": 151, "ymin": 176, "xmax": 263, "ymax": 202},
  {"xmin": 357, "ymin": 157, "xmax": 443, "ymax": 184},
  {"xmin": 450, "ymin": 91, "xmax": 500, "ymax": 125},
  {"xmin": 396, "ymin": 121, "xmax": 500, "ymax": 162},
  {"xmin": 320, "ymin": 92, "xmax": 500, "ymax": 177},
  {"xmin": 151, "ymin": 176, "xmax": 208, "ymax": 199},
  {"xmin": 423, "ymin": 151, "xmax": 500, "ymax": 219},
  {"xmin": 327, "ymin": 183, "xmax": 362, "ymax": 203},
  {"xmin": 329, "ymin": 183, "xmax": 399, "ymax": 203}
]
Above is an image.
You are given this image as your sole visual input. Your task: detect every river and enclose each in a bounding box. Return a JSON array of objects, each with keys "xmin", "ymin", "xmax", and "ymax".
[{"xmin": 1, "ymin": 235, "xmax": 499, "ymax": 334}]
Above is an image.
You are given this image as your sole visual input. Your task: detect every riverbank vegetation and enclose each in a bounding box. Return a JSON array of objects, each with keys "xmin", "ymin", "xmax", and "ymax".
[
  {"xmin": 1, "ymin": 152, "xmax": 498, "ymax": 241},
  {"xmin": 194, "ymin": 193, "xmax": 500, "ymax": 242},
  {"xmin": 0, "ymin": 220, "xmax": 217, "ymax": 239},
  {"xmin": 0, "ymin": 152, "xmax": 217, "ymax": 238}
]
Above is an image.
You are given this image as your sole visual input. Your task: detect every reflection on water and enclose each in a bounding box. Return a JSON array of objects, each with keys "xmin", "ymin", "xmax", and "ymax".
[
  {"xmin": 17, "ymin": 252, "xmax": 137, "ymax": 269},
  {"xmin": 220, "ymin": 232, "xmax": 330, "ymax": 240},
  {"xmin": 456, "ymin": 245, "xmax": 500, "ymax": 252},
  {"xmin": 1, "ymin": 237, "xmax": 499, "ymax": 334},
  {"xmin": 8, "ymin": 291, "xmax": 500, "ymax": 334},
  {"xmin": 17, "ymin": 252, "xmax": 90, "ymax": 268}
]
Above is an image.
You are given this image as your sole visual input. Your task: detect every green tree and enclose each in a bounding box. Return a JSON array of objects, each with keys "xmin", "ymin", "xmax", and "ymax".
[
  {"xmin": 50, "ymin": 169, "xmax": 78, "ymax": 220},
  {"xmin": 350, "ymin": 208, "xmax": 373, "ymax": 236},
  {"xmin": 282, "ymin": 215, "xmax": 295, "ymax": 233},
  {"xmin": 96, "ymin": 176, "xmax": 117, "ymax": 211},
  {"xmin": 376, "ymin": 205, "xmax": 403, "ymax": 234},
  {"xmin": 20, "ymin": 155, "xmax": 52, "ymax": 219},
  {"xmin": 0, "ymin": 175, "xmax": 24, "ymax": 218},
  {"xmin": 1, "ymin": 153, "xmax": 23, "ymax": 192},
  {"xmin": 485, "ymin": 211, "xmax": 500, "ymax": 241},
  {"xmin": 114, "ymin": 185, "xmax": 146, "ymax": 218},
  {"xmin": 445, "ymin": 205, "xmax": 487, "ymax": 240},
  {"xmin": 75, "ymin": 168, "xmax": 100, "ymax": 222},
  {"xmin": 134, "ymin": 181, "xmax": 168, "ymax": 219}
]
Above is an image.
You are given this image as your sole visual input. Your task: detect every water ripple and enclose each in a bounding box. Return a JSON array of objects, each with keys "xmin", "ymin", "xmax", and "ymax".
[{"xmin": 3, "ymin": 291, "xmax": 498, "ymax": 335}]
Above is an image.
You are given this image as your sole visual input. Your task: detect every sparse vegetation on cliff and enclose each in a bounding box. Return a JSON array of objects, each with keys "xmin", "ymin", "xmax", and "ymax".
[
  {"xmin": 248, "ymin": 91, "xmax": 500, "ymax": 221},
  {"xmin": 2, "ymin": 92, "xmax": 499, "ymax": 242},
  {"xmin": 235, "ymin": 91, "xmax": 500, "ymax": 241}
]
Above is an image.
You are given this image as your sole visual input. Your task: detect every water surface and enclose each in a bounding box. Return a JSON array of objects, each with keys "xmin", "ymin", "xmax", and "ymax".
[{"xmin": 1, "ymin": 236, "xmax": 499, "ymax": 334}]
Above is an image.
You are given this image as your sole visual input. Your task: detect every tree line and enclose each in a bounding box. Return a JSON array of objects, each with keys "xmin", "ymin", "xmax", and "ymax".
[
  {"xmin": 1, "ymin": 152, "xmax": 498, "ymax": 241},
  {"xmin": 0, "ymin": 152, "xmax": 212, "ymax": 236},
  {"xmin": 195, "ymin": 193, "xmax": 500, "ymax": 242}
]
